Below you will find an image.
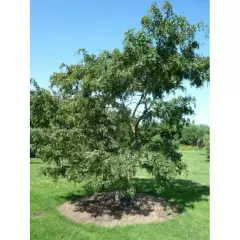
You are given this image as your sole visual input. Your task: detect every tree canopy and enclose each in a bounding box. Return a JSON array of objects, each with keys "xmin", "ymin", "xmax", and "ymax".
[{"xmin": 30, "ymin": 1, "xmax": 209, "ymax": 199}]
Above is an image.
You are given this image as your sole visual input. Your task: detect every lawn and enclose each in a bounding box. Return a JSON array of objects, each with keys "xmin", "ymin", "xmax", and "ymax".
[{"xmin": 30, "ymin": 148, "xmax": 209, "ymax": 240}]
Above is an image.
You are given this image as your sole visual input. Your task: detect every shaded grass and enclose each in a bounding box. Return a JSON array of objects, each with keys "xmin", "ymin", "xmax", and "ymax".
[
  {"xmin": 30, "ymin": 149, "xmax": 209, "ymax": 240},
  {"xmin": 179, "ymin": 144, "xmax": 198, "ymax": 151}
]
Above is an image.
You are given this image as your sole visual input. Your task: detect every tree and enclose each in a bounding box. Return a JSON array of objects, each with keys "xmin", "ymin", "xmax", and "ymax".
[
  {"xmin": 197, "ymin": 138, "xmax": 204, "ymax": 149},
  {"xmin": 31, "ymin": 1, "xmax": 209, "ymax": 200},
  {"xmin": 203, "ymin": 134, "xmax": 210, "ymax": 161},
  {"xmin": 30, "ymin": 78, "xmax": 59, "ymax": 157},
  {"xmin": 180, "ymin": 124, "xmax": 209, "ymax": 146}
]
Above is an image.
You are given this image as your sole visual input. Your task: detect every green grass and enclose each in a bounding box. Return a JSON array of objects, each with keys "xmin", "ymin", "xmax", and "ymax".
[{"xmin": 30, "ymin": 149, "xmax": 209, "ymax": 240}]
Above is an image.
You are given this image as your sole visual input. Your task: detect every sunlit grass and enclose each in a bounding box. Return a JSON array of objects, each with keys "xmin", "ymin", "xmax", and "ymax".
[{"xmin": 31, "ymin": 149, "xmax": 209, "ymax": 240}]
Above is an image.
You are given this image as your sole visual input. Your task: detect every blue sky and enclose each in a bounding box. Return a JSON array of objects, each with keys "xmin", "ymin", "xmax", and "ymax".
[{"xmin": 31, "ymin": 0, "xmax": 209, "ymax": 125}]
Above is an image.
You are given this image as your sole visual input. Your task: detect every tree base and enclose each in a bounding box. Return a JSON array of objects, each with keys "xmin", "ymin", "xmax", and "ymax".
[{"xmin": 58, "ymin": 192, "xmax": 178, "ymax": 227}]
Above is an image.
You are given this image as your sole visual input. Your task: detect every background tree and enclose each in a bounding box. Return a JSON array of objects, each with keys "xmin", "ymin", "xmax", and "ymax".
[
  {"xmin": 31, "ymin": 1, "xmax": 209, "ymax": 200},
  {"xmin": 180, "ymin": 124, "xmax": 209, "ymax": 146},
  {"xmin": 203, "ymin": 134, "xmax": 210, "ymax": 161}
]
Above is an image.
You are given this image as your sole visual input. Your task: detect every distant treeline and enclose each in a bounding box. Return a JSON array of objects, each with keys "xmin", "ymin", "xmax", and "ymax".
[{"xmin": 180, "ymin": 124, "xmax": 209, "ymax": 146}]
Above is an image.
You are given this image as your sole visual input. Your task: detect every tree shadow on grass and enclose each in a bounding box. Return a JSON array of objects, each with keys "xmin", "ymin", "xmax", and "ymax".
[
  {"xmin": 30, "ymin": 158, "xmax": 42, "ymax": 164},
  {"xmin": 58, "ymin": 179, "xmax": 209, "ymax": 219},
  {"xmin": 30, "ymin": 161, "xmax": 42, "ymax": 164},
  {"xmin": 134, "ymin": 178, "xmax": 209, "ymax": 213}
]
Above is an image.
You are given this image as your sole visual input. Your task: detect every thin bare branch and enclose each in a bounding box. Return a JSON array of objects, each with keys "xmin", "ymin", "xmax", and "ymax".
[{"xmin": 126, "ymin": 101, "xmax": 138, "ymax": 107}]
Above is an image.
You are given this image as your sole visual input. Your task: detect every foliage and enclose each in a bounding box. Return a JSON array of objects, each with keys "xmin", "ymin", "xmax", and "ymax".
[
  {"xmin": 180, "ymin": 124, "xmax": 209, "ymax": 146},
  {"xmin": 203, "ymin": 134, "xmax": 210, "ymax": 161},
  {"xmin": 30, "ymin": 78, "xmax": 59, "ymax": 156},
  {"xmin": 30, "ymin": 1, "xmax": 209, "ymax": 198}
]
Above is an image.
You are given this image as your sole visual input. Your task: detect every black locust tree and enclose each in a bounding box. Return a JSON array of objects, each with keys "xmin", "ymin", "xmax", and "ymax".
[{"xmin": 31, "ymin": 1, "xmax": 209, "ymax": 200}]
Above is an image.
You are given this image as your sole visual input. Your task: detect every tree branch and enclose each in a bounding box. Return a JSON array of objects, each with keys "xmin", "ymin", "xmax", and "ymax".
[
  {"xmin": 135, "ymin": 95, "xmax": 154, "ymax": 125},
  {"xmin": 120, "ymin": 96, "xmax": 126, "ymax": 109},
  {"xmin": 119, "ymin": 96, "xmax": 136, "ymax": 132},
  {"xmin": 136, "ymin": 103, "xmax": 152, "ymax": 126},
  {"xmin": 126, "ymin": 101, "xmax": 138, "ymax": 107},
  {"xmin": 132, "ymin": 92, "xmax": 145, "ymax": 118}
]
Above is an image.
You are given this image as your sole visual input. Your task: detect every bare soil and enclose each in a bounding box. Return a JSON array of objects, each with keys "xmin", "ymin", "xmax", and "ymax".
[
  {"xmin": 32, "ymin": 212, "xmax": 44, "ymax": 218},
  {"xmin": 58, "ymin": 192, "xmax": 178, "ymax": 227}
]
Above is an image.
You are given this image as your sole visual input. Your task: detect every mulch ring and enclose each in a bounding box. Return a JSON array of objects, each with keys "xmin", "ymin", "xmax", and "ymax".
[{"xmin": 58, "ymin": 192, "xmax": 178, "ymax": 227}]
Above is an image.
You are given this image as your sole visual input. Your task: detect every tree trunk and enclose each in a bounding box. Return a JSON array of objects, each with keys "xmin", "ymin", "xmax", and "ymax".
[
  {"xmin": 115, "ymin": 191, "xmax": 120, "ymax": 203},
  {"xmin": 130, "ymin": 123, "xmax": 139, "ymax": 150}
]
